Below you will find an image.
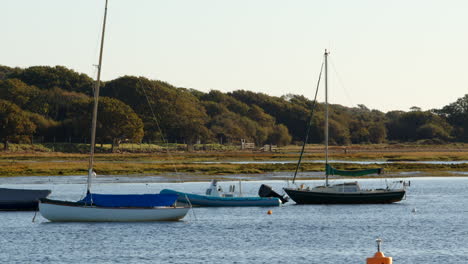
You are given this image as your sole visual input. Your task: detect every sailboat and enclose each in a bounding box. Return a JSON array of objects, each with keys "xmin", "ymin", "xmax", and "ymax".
[
  {"xmin": 0, "ymin": 188, "xmax": 50, "ymax": 211},
  {"xmin": 284, "ymin": 50, "xmax": 407, "ymax": 204},
  {"xmin": 38, "ymin": 0, "xmax": 189, "ymax": 221}
]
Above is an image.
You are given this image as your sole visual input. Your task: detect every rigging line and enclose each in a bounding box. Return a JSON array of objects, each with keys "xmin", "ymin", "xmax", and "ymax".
[
  {"xmin": 329, "ymin": 57, "xmax": 355, "ymax": 108},
  {"xmin": 137, "ymin": 79, "xmax": 182, "ymax": 180},
  {"xmin": 184, "ymin": 194, "xmax": 197, "ymax": 221},
  {"xmin": 292, "ymin": 61, "xmax": 324, "ymax": 184}
]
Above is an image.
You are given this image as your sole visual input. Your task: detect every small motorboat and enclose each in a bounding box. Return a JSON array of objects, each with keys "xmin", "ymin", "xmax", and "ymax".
[{"xmin": 161, "ymin": 180, "xmax": 282, "ymax": 207}]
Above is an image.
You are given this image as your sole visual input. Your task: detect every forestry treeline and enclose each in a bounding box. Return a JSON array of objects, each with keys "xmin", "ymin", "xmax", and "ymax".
[{"xmin": 0, "ymin": 65, "xmax": 467, "ymax": 150}]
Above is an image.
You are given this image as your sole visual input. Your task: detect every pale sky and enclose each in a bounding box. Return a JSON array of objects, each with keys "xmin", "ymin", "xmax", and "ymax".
[{"xmin": 3, "ymin": 0, "xmax": 467, "ymax": 112}]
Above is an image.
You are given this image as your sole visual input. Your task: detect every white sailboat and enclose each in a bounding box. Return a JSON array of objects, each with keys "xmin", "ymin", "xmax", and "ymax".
[{"xmin": 38, "ymin": 0, "xmax": 189, "ymax": 222}]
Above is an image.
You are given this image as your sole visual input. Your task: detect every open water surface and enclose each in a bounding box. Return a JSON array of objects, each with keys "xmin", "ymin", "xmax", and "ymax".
[{"xmin": 0, "ymin": 177, "xmax": 467, "ymax": 263}]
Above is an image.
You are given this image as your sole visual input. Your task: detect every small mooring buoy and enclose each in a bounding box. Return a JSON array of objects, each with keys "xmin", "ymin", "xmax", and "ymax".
[
  {"xmin": 366, "ymin": 238, "xmax": 392, "ymax": 264},
  {"xmin": 267, "ymin": 210, "xmax": 272, "ymax": 215}
]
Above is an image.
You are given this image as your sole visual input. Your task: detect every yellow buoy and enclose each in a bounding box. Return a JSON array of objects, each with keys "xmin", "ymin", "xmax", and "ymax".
[
  {"xmin": 267, "ymin": 210, "xmax": 272, "ymax": 215},
  {"xmin": 366, "ymin": 238, "xmax": 392, "ymax": 264}
]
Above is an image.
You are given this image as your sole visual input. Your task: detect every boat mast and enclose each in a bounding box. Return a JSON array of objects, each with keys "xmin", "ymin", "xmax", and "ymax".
[
  {"xmin": 324, "ymin": 49, "xmax": 329, "ymax": 187},
  {"xmin": 87, "ymin": 0, "xmax": 109, "ymax": 194}
]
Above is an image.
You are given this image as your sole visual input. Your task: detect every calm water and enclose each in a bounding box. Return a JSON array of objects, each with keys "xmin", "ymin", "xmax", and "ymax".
[{"xmin": 1, "ymin": 177, "xmax": 467, "ymax": 263}]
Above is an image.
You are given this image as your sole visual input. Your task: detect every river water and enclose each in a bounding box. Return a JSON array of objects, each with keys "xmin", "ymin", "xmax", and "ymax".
[{"xmin": 0, "ymin": 176, "xmax": 467, "ymax": 263}]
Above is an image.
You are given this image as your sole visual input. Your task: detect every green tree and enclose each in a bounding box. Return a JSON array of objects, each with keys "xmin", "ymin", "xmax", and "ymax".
[
  {"xmin": 209, "ymin": 112, "xmax": 247, "ymax": 144},
  {"xmin": 386, "ymin": 110, "xmax": 452, "ymax": 142},
  {"xmin": 28, "ymin": 112, "xmax": 60, "ymax": 139},
  {"xmin": 416, "ymin": 123, "xmax": 450, "ymax": 142},
  {"xmin": 202, "ymin": 90, "xmax": 250, "ymax": 116},
  {"xmin": 267, "ymin": 124, "xmax": 292, "ymax": 146},
  {"xmin": 231, "ymin": 90, "xmax": 310, "ymax": 142},
  {"xmin": 0, "ymin": 79, "xmax": 37, "ymax": 107},
  {"xmin": 93, "ymin": 97, "xmax": 144, "ymax": 152},
  {"xmin": 8, "ymin": 66, "xmax": 95, "ymax": 95},
  {"xmin": 349, "ymin": 120, "xmax": 370, "ymax": 143},
  {"xmin": 103, "ymin": 76, "xmax": 209, "ymax": 145},
  {"xmin": 368, "ymin": 122, "xmax": 387, "ymax": 143},
  {"xmin": 0, "ymin": 65, "xmax": 19, "ymax": 80},
  {"xmin": 0, "ymin": 100, "xmax": 36, "ymax": 150},
  {"xmin": 0, "ymin": 79, "xmax": 89, "ymax": 121},
  {"xmin": 328, "ymin": 119, "xmax": 351, "ymax": 145},
  {"xmin": 436, "ymin": 94, "xmax": 468, "ymax": 142}
]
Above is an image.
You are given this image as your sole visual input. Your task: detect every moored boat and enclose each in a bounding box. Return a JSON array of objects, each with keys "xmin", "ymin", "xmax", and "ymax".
[
  {"xmin": 0, "ymin": 188, "xmax": 51, "ymax": 210},
  {"xmin": 284, "ymin": 50, "xmax": 407, "ymax": 205},
  {"xmin": 40, "ymin": 194, "xmax": 188, "ymax": 222},
  {"xmin": 38, "ymin": 0, "xmax": 189, "ymax": 222},
  {"xmin": 284, "ymin": 182, "xmax": 405, "ymax": 204},
  {"xmin": 161, "ymin": 180, "xmax": 282, "ymax": 207}
]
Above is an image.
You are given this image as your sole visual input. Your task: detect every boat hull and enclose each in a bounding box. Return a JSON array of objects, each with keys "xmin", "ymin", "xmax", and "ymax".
[
  {"xmin": 161, "ymin": 189, "xmax": 281, "ymax": 207},
  {"xmin": 0, "ymin": 188, "xmax": 51, "ymax": 211},
  {"xmin": 39, "ymin": 199, "xmax": 189, "ymax": 222},
  {"xmin": 284, "ymin": 188, "xmax": 405, "ymax": 204}
]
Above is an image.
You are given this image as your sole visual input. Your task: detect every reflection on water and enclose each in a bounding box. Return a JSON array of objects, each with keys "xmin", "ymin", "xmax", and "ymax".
[{"xmin": 0, "ymin": 177, "xmax": 467, "ymax": 263}]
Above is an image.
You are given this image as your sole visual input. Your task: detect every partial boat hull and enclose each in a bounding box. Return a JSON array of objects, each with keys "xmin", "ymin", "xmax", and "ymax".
[
  {"xmin": 39, "ymin": 199, "xmax": 189, "ymax": 222},
  {"xmin": 284, "ymin": 188, "xmax": 405, "ymax": 204},
  {"xmin": 161, "ymin": 189, "xmax": 281, "ymax": 207},
  {"xmin": 0, "ymin": 188, "xmax": 51, "ymax": 211}
]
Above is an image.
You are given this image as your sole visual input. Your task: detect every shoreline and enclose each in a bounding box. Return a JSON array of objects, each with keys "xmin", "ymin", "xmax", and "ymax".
[{"xmin": 1, "ymin": 144, "xmax": 468, "ymax": 177}]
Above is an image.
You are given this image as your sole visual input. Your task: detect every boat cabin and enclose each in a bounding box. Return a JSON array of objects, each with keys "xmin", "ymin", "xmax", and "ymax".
[{"xmin": 205, "ymin": 180, "xmax": 236, "ymax": 197}]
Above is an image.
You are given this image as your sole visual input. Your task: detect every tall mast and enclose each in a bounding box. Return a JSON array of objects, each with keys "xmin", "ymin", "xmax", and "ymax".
[
  {"xmin": 87, "ymin": 0, "xmax": 108, "ymax": 194},
  {"xmin": 324, "ymin": 49, "xmax": 329, "ymax": 187}
]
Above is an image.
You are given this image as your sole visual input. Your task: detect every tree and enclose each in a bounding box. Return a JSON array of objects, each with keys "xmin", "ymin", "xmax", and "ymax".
[
  {"xmin": 267, "ymin": 124, "xmax": 292, "ymax": 146},
  {"xmin": 0, "ymin": 79, "xmax": 89, "ymax": 122},
  {"xmin": 8, "ymin": 66, "xmax": 95, "ymax": 95},
  {"xmin": 416, "ymin": 123, "xmax": 450, "ymax": 142},
  {"xmin": 91, "ymin": 97, "xmax": 144, "ymax": 152},
  {"xmin": 368, "ymin": 123, "xmax": 387, "ymax": 143},
  {"xmin": 328, "ymin": 119, "xmax": 351, "ymax": 145},
  {"xmin": 248, "ymin": 104, "xmax": 275, "ymax": 127},
  {"xmin": 0, "ymin": 79, "xmax": 37, "ymax": 106},
  {"xmin": 0, "ymin": 65, "xmax": 19, "ymax": 80},
  {"xmin": 0, "ymin": 100, "xmax": 36, "ymax": 150},
  {"xmin": 28, "ymin": 112, "xmax": 59, "ymax": 139},
  {"xmin": 209, "ymin": 113, "xmax": 247, "ymax": 144},
  {"xmin": 231, "ymin": 90, "xmax": 310, "ymax": 141},
  {"xmin": 202, "ymin": 90, "xmax": 250, "ymax": 116},
  {"xmin": 102, "ymin": 76, "xmax": 209, "ymax": 144},
  {"xmin": 349, "ymin": 120, "xmax": 370, "ymax": 143},
  {"xmin": 436, "ymin": 94, "xmax": 468, "ymax": 142},
  {"xmin": 386, "ymin": 110, "xmax": 452, "ymax": 142}
]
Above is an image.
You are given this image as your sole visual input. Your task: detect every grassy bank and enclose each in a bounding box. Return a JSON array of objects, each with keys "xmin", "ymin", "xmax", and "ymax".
[
  {"xmin": 0, "ymin": 160, "xmax": 467, "ymax": 177},
  {"xmin": 0, "ymin": 143, "xmax": 467, "ymax": 177}
]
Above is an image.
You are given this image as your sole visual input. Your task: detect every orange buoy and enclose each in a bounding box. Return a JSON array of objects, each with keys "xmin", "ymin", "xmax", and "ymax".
[
  {"xmin": 366, "ymin": 238, "xmax": 392, "ymax": 264},
  {"xmin": 267, "ymin": 210, "xmax": 272, "ymax": 215}
]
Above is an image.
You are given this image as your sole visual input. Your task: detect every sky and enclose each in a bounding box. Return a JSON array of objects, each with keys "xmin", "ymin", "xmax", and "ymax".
[{"xmin": 2, "ymin": 0, "xmax": 468, "ymax": 112}]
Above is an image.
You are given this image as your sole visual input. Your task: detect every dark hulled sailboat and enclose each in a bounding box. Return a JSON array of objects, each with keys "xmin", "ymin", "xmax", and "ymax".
[
  {"xmin": 284, "ymin": 50, "xmax": 406, "ymax": 205},
  {"xmin": 0, "ymin": 188, "xmax": 50, "ymax": 210}
]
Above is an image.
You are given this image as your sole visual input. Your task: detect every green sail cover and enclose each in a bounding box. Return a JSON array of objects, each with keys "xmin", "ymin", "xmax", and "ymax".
[{"xmin": 325, "ymin": 164, "xmax": 383, "ymax": 176}]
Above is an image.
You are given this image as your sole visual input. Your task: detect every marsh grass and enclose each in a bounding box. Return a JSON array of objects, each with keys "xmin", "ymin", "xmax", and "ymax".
[{"xmin": 1, "ymin": 143, "xmax": 467, "ymax": 177}]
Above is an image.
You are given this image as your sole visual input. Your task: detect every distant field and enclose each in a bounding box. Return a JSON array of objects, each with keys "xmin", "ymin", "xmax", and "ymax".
[{"xmin": 0, "ymin": 143, "xmax": 467, "ymax": 177}]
